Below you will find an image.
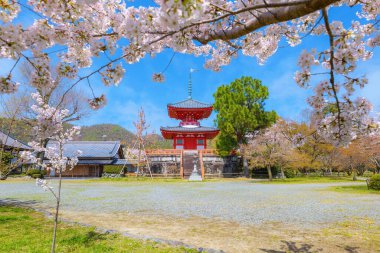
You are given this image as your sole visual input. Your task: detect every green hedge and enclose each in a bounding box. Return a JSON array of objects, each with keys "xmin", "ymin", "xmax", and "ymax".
[
  {"xmin": 363, "ymin": 171, "xmax": 375, "ymax": 178},
  {"xmin": 26, "ymin": 169, "xmax": 45, "ymax": 179},
  {"xmin": 284, "ymin": 169, "xmax": 297, "ymax": 178},
  {"xmin": 103, "ymin": 165, "xmax": 124, "ymax": 174},
  {"xmin": 368, "ymin": 174, "xmax": 380, "ymax": 191}
]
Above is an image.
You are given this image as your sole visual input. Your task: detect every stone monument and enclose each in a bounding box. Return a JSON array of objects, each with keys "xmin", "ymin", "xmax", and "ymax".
[{"xmin": 188, "ymin": 157, "xmax": 203, "ymax": 181}]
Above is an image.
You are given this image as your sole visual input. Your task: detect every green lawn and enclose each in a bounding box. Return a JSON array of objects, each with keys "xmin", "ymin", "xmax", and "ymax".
[
  {"xmin": 328, "ymin": 184, "xmax": 380, "ymax": 195},
  {"xmin": 254, "ymin": 176, "xmax": 364, "ymax": 184},
  {"xmin": 0, "ymin": 205, "xmax": 196, "ymax": 253}
]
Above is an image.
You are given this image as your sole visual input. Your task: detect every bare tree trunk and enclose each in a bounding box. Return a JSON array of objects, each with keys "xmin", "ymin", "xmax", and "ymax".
[
  {"xmin": 352, "ymin": 168, "xmax": 357, "ymax": 181},
  {"xmin": 267, "ymin": 165, "xmax": 273, "ymax": 181},
  {"xmin": 51, "ymin": 168, "xmax": 62, "ymax": 253},
  {"xmin": 280, "ymin": 167, "xmax": 285, "ymax": 179}
]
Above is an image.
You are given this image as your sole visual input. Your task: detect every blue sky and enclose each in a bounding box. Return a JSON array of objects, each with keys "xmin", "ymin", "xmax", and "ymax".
[{"xmin": 1, "ymin": 2, "xmax": 379, "ymax": 134}]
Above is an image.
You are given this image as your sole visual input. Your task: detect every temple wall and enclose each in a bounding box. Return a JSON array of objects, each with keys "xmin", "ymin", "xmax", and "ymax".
[
  {"xmin": 147, "ymin": 154, "xmax": 242, "ymax": 178},
  {"xmin": 58, "ymin": 165, "xmax": 103, "ymax": 177}
]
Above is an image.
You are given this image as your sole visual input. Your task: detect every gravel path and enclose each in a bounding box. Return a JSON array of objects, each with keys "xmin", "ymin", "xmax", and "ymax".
[{"xmin": 1, "ymin": 180, "xmax": 379, "ymax": 227}]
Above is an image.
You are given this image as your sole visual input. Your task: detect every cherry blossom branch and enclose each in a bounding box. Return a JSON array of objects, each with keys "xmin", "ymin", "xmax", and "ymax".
[
  {"xmin": 7, "ymin": 57, "xmax": 20, "ymax": 77},
  {"xmin": 161, "ymin": 52, "xmax": 176, "ymax": 74},
  {"xmin": 195, "ymin": 0, "xmax": 340, "ymax": 44},
  {"xmin": 56, "ymin": 54, "xmax": 125, "ymax": 108},
  {"xmin": 322, "ymin": 8, "xmax": 342, "ymax": 134}
]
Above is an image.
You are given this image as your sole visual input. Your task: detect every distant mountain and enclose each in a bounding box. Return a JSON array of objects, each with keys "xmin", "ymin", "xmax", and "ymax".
[
  {"xmin": 77, "ymin": 124, "xmax": 172, "ymax": 148},
  {"xmin": 77, "ymin": 124, "xmax": 135, "ymax": 142},
  {"xmin": 0, "ymin": 119, "xmax": 172, "ymax": 149}
]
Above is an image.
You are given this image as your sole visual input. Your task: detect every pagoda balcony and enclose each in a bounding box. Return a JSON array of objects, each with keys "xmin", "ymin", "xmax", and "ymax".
[{"xmin": 179, "ymin": 120, "xmax": 200, "ymax": 127}]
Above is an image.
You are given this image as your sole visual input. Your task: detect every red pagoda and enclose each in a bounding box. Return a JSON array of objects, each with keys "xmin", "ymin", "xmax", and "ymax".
[{"xmin": 160, "ymin": 71, "xmax": 219, "ymax": 150}]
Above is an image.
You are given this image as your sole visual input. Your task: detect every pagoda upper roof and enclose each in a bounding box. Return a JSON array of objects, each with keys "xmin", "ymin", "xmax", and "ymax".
[{"xmin": 168, "ymin": 98, "xmax": 212, "ymax": 109}]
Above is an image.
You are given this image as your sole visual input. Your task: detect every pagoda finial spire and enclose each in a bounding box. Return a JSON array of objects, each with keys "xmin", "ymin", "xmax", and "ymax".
[{"xmin": 189, "ymin": 68, "xmax": 197, "ymax": 99}]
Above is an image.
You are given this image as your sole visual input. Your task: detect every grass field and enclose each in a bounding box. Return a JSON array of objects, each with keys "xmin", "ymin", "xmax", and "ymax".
[
  {"xmin": 254, "ymin": 176, "xmax": 364, "ymax": 184},
  {"xmin": 82, "ymin": 176, "xmax": 363, "ymax": 184},
  {"xmin": 328, "ymin": 184, "xmax": 380, "ymax": 195},
  {"xmin": 0, "ymin": 205, "xmax": 196, "ymax": 253}
]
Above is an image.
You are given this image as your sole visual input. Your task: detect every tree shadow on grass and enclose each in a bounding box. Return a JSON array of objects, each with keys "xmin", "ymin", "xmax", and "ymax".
[
  {"xmin": 339, "ymin": 245, "xmax": 360, "ymax": 253},
  {"xmin": 61, "ymin": 229, "xmax": 109, "ymax": 246},
  {"xmin": 260, "ymin": 241, "xmax": 361, "ymax": 253},
  {"xmin": 260, "ymin": 240, "xmax": 323, "ymax": 253},
  {"xmin": 0, "ymin": 198, "xmax": 40, "ymax": 207}
]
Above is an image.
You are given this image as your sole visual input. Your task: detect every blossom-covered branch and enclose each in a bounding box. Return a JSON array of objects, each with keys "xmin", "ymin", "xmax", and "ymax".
[{"xmin": 0, "ymin": 0, "xmax": 379, "ymax": 145}]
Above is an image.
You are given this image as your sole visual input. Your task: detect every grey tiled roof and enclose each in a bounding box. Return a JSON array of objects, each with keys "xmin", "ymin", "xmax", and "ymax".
[
  {"xmin": 168, "ymin": 98, "xmax": 212, "ymax": 109},
  {"xmin": 110, "ymin": 159, "xmax": 131, "ymax": 165},
  {"xmin": 44, "ymin": 158, "xmax": 131, "ymax": 165},
  {"xmin": 77, "ymin": 158, "xmax": 131, "ymax": 165},
  {"xmin": 0, "ymin": 130, "xmax": 30, "ymax": 150},
  {"xmin": 160, "ymin": 126, "xmax": 219, "ymax": 132},
  {"xmin": 46, "ymin": 141, "xmax": 121, "ymax": 158}
]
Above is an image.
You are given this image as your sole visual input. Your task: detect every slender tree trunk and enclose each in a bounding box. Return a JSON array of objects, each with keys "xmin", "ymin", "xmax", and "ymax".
[
  {"xmin": 240, "ymin": 145, "xmax": 249, "ymax": 178},
  {"xmin": 280, "ymin": 167, "xmax": 285, "ymax": 179},
  {"xmin": 243, "ymin": 155, "xmax": 249, "ymax": 178},
  {"xmin": 267, "ymin": 165, "xmax": 273, "ymax": 181},
  {"xmin": 137, "ymin": 143, "xmax": 141, "ymax": 176},
  {"xmin": 51, "ymin": 168, "xmax": 62, "ymax": 253}
]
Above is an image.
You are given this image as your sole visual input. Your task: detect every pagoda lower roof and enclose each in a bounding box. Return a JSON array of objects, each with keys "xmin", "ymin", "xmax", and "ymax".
[
  {"xmin": 168, "ymin": 98, "xmax": 212, "ymax": 109},
  {"xmin": 160, "ymin": 126, "xmax": 219, "ymax": 139},
  {"xmin": 161, "ymin": 126, "xmax": 218, "ymax": 132}
]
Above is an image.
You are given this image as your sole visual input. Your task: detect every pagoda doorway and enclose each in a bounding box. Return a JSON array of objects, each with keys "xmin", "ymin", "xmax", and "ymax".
[{"xmin": 184, "ymin": 137, "xmax": 196, "ymax": 150}]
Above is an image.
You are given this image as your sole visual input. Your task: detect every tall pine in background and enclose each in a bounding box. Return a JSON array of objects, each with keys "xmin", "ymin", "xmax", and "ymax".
[{"xmin": 213, "ymin": 76, "xmax": 277, "ymax": 177}]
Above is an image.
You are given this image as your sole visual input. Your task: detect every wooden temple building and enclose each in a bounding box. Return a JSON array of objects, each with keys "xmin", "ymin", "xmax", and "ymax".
[{"xmin": 44, "ymin": 141, "xmax": 127, "ymax": 177}]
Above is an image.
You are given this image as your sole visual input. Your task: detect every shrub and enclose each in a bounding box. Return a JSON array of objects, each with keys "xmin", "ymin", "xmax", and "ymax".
[
  {"xmin": 26, "ymin": 169, "xmax": 40, "ymax": 176},
  {"xmin": 31, "ymin": 174, "xmax": 44, "ymax": 179},
  {"xmin": 363, "ymin": 170, "xmax": 374, "ymax": 178},
  {"xmin": 103, "ymin": 165, "xmax": 124, "ymax": 174},
  {"xmin": 368, "ymin": 174, "xmax": 380, "ymax": 191},
  {"xmin": 102, "ymin": 173, "xmax": 124, "ymax": 178},
  {"xmin": 26, "ymin": 169, "xmax": 45, "ymax": 179},
  {"xmin": 284, "ymin": 169, "xmax": 296, "ymax": 178}
]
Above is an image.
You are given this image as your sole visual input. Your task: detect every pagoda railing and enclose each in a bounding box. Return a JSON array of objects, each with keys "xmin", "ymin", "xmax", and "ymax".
[
  {"xmin": 145, "ymin": 149, "xmax": 218, "ymax": 156},
  {"xmin": 199, "ymin": 149, "xmax": 218, "ymax": 155}
]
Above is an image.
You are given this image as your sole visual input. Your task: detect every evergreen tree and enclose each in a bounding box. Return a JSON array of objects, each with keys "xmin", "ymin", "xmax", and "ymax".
[{"xmin": 213, "ymin": 76, "xmax": 277, "ymax": 177}]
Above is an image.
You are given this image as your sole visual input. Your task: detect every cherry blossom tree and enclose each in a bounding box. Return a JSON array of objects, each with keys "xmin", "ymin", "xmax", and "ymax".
[
  {"xmin": 20, "ymin": 92, "xmax": 81, "ymax": 253},
  {"xmin": 366, "ymin": 135, "xmax": 380, "ymax": 174},
  {"xmin": 245, "ymin": 120, "xmax": 293, "ymax": 180},
  {"xmin": 1, "ymin": 0, "xmax": 379, "ymax": 147}
]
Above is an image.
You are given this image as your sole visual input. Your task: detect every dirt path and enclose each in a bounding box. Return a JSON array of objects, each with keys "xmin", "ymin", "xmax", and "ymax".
[{"xmin": 60, "ymin": 210, "xmax": 379, "ymax": 253}]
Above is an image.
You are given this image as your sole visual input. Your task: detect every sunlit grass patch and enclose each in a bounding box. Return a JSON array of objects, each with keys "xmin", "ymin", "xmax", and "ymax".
[
  {"xmin": 327, "ymin": 184, "xmax": 380, "ymax": 195},
  {"xmin": 255, "ymin": 176, "xmax": 362, "ymax": 184},
  {"xmin": 322, "ymin": 217, "xmax": 380, "ymax": 247},
  {"xmin": 0, "ymin": 205, "xmax": 197, "ymax": 253}
]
